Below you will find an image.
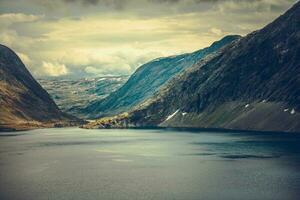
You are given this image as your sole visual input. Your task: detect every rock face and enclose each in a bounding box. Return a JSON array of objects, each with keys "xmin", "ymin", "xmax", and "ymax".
[
  {"xmin": 83, "ymin": 35, "xmax": 241, "ymax": 119},
  {"xmin": 0, "ymin": 45, "xmax": 82, "ymax": 131},
  {"xmin": 85, "ymin": 1, "xmax": 300, "ymax": 133},
  {"xmin": 39, "ymin": 76, "xmax": 128, "ymax": 118}
]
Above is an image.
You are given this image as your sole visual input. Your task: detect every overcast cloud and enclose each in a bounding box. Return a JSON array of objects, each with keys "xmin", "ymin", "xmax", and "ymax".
[{"xmin": 0, "ymin": 0, "xmax": 297, "ymax": 77}]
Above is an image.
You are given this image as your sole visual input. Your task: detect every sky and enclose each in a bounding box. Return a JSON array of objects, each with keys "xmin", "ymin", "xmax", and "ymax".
[{"xmin": 0, "ymin": 0, "xmax": 297, "ymax": 78}]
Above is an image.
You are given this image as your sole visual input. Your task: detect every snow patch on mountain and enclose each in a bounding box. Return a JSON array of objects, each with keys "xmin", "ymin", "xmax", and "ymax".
[{"xmin": 165, "ymin": 109, "xmax": 179, "ymax": 121}]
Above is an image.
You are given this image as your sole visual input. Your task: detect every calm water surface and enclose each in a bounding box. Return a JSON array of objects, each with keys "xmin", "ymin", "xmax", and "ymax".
[{"xmin": 0, "ymin": 128, "xmax": 300, "ymax": 200}]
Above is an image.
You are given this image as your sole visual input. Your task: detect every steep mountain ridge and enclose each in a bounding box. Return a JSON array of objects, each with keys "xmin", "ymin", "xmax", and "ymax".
[
  {"xmin": 83, "ymin": 35, "xmax": 241, "ymax": 118},
  {"xmin": 0, "ymin": 45, "xmax": 82, "ymax": 131},
  {"xmin": 85, "ymin": 1, "xmax": 300, "ymax": 133}
]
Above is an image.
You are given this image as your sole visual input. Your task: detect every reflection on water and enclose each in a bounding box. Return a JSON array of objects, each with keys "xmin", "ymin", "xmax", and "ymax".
[{"xmin": 0, "ymin": 128, "xmax": 300, "ymax": 200}]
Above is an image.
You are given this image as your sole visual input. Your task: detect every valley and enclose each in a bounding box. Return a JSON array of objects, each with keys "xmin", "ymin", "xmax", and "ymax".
[
  {"xmin": 0, "ymin": 1, "xmax": 300, "ymax": 199},
  {"xmin": 0, "ymin": 1, "xmax": 299, "ymax": 133},
  {"xmin": 38, "ymin": 76, "xmax": 128, "ymax": 118}
]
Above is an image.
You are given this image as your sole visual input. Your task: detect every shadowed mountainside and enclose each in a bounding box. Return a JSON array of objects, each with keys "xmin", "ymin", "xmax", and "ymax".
[
  {"xmin": 84, "ymin": 1, "xmax": 300, "ymax": 133},
  {"xmin": 0, "ymin": 45, "xmax": 83, "ymax": 131},
  {"xmin": 83, "ymin": 35, "xmax": 241, "ymax": 119}
]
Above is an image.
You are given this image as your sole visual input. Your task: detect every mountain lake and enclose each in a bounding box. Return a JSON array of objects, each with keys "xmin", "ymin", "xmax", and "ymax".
[{"xmin": 0, "ymin": 128, "xmax": 300, "ymax": 200}]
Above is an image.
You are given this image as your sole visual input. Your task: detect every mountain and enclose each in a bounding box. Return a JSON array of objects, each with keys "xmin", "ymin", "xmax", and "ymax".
[
  {"xmin": 84, "ymin": 1, "xmax": 300, "ymax": 133},
  {"xmin": 83, "ymin": 35, "xmax": 241, "ymax": 118},
  {"xmin": 0, "ymin": 45, "xmax": 82, "ymax": 131},
  {"xmin": 38, "ymin": 76, "xmax": 128, "ymax": 118}
]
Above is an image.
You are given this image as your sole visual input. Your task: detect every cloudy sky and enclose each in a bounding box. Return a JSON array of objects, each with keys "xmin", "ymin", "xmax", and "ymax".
[{"xmin": 0, "ymin": 0, "xmax": 297, "ymax": 77}]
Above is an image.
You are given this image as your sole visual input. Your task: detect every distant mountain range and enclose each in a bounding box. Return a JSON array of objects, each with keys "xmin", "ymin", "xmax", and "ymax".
[
  {"xmin": 85, "ymin": 1, "xmax": 300, "ymax": 133},
  {"xmin": 83, "ymin": 35, "xmax": 241, "ymax": 119},
  {"xmin": 38, "ymin": 76, "xmax": 128, "ymax": 118},
  {"xmin": 0, "ymin": 45, "xmax": 83, "ymax": 131}
]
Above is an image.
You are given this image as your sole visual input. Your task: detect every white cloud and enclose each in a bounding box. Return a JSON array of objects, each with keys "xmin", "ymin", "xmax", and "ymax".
[
  {"xmin": 0, "ymin": 13, "xmax": 43, "ymax": 28},
  {"xmin": 0, "ymin": 0, "xmax": 296, "ymax": 77},
  {"xmin": 210, "ymin": 28, "xmax": 223, "ymax": 36},
  {"xmin": 0, "ymin": 13, "xmax": 41, "ymax": 22},
  {"xmin": 42, "ymin": 61, "xmax": 68, "ymax": 76}
]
